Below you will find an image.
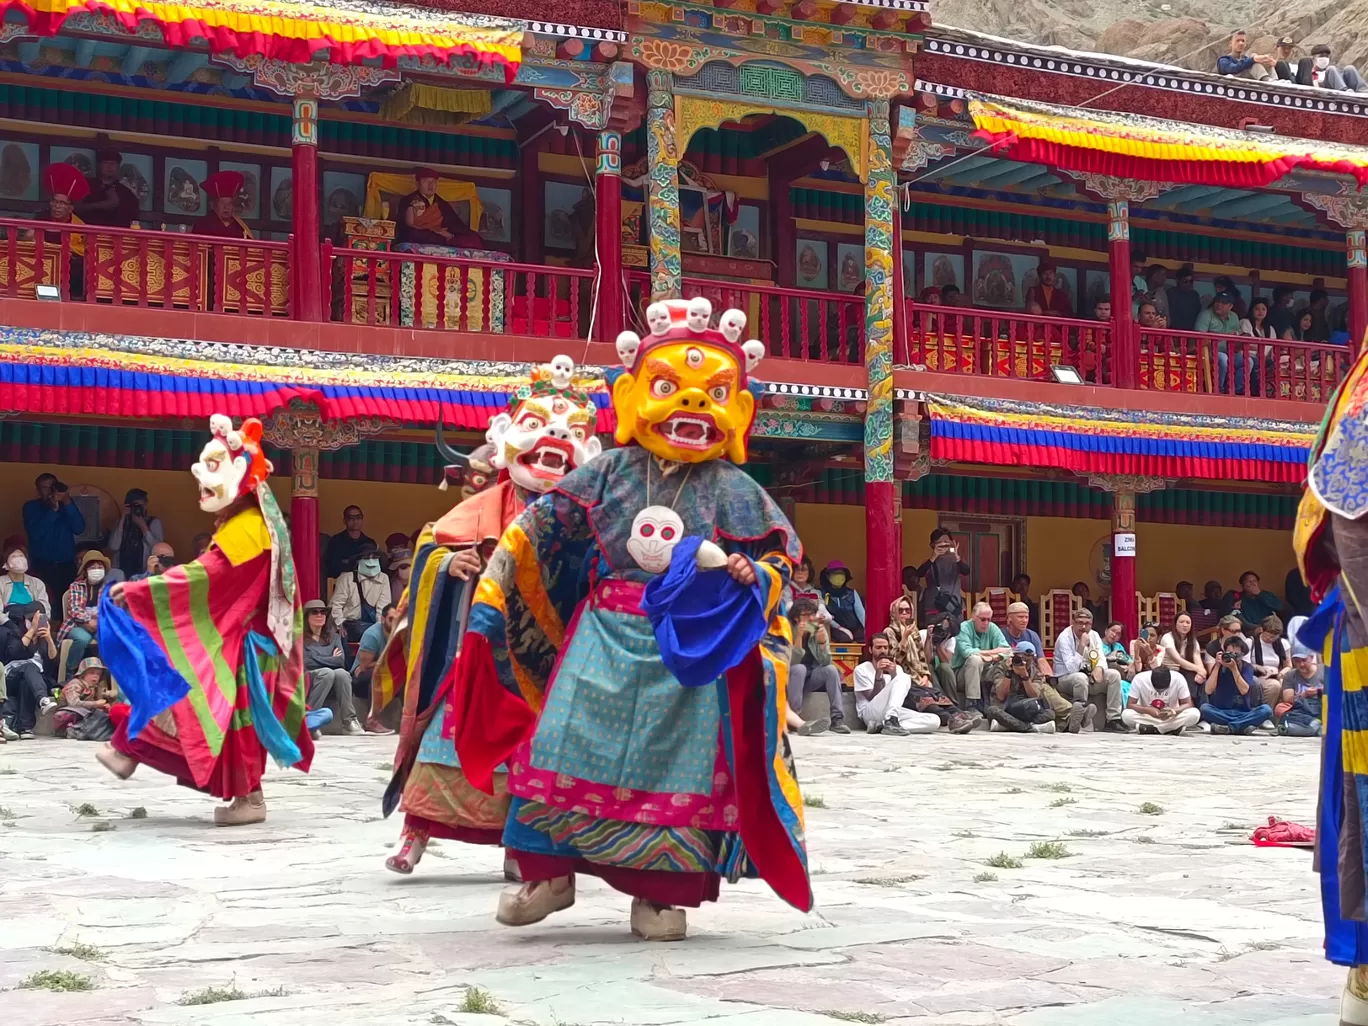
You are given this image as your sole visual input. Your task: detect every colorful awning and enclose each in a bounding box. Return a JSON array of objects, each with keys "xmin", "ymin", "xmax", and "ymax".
[
  {"xmin": 2, "ymin": 0, "xmax": 524, "ymax": 76},
  {"xmin": 969, "ymin": 94, "xmax": 1368, "ymax": 188},
  {"xmin": 0, "ymin": 329, "xmax": 612, "ymax": 430},
  {"xmin": 926, "ymin": 394, "xmax": 1315, "ymax": 484}
]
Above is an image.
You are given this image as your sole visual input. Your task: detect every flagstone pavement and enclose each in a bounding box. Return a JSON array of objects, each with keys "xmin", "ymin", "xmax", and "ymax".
[{"xmin": 0, "ymin": 730, "xmax": 1343, "ymax": 1025}]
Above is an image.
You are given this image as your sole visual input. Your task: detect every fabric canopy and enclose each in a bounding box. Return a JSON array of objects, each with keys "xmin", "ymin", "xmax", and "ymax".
[
  {"xmin": 363, "ymin": 172, "xmax": 482, "ymax": 223},
  {"xmin": 0, "ymin": 0, "xmax": 523, "ymax": 76},
  {"xmin": 379, "ymin": 82, "xmax": 493, "ymax": 126},
  {"xmin": 926, "ymin": 394, "xmax": 1316, "ymax": 484},
  {"xmin": 969, "ymin": 95, "xmax": 1368, "ymax": 188}
]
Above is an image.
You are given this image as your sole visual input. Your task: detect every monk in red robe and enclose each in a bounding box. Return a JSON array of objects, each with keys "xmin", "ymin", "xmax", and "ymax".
[
  {"xmin": 1023, "ymin": 260, "xmax": 1075, "ymax": 318},
  {"xmin": 34, "ymin": 162, "xmax": 88, "ymax": 298},
  {"xmin": 192, "ymin": 171, "xmax": 253, "ymax": 239},
  {"xmin": 396, "ymin": 167, "xmax": 482, "ymax": 248},
  {"xmin": 77, "ymin": 148, "xmax": 140, "ymax": 228}
]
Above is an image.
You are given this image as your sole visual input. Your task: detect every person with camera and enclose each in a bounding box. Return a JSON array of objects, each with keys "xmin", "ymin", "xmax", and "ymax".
[
  {"xmin": 1276, "ymin": 652, "xmax": 1323, "ymax": 737},
  {"xmin": 985, "ymin": 643, "xmax": 1058, "ymax": 733},
  {"xmin": 852, "ymin": 632, "xmax": 939, "ymax": 735},
  {"xmin": 57, "ymin": 550, "xmax": 110, "ymax": 679},
  {"xmin": 129, "ymin": 542, "xmax": 176, "ymax": 582},
  {"xmin": 787, "ymin": 597, "xmax": 848, "ymax": 735},
  {"xmin": 22, "ymin": 472, "xmax": 85, "ymax": 603},
  {"xmin": 0, "ymin": 602, "xmax": 58, "ymax": 739},
  {"xmin": 1200, "ymin": 634, "xmax": 1274, "ymax": 735},
  {"xmin": 1122, "ymin": 667, "xmax": 1199, "ymax": 735},
  {"xmin": 108, "ymin": 488, "xmax": 164, "ymax": 584}
]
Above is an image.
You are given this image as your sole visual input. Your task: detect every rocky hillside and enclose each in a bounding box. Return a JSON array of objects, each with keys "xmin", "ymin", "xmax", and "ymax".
[{"xmin": 932, "ymin": 0, "xmax": 1368, "ymax": 72}]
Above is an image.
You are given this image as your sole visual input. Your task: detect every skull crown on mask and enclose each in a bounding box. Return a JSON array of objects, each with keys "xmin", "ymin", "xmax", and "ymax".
[
  {"xmin": 612, "ymin": 299, "xmax": 764, "ymax": 465},
  {"xmin": 487, "ymin": 355, "xmax": 602, "ymax": 494},
  {"xmin": 191, "ymin": 414, "xmax": 271, "ymax": 513}
]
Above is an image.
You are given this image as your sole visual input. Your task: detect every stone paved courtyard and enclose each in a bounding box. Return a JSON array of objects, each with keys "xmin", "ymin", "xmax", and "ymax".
[{"xmin": 0, "ymin": 730, "xmax": 1343, "ymax": 1025}]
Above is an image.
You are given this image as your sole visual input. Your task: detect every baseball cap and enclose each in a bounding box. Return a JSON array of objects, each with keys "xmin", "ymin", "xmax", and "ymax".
[
  {"xmin": 1277, "ymin": 36, "xmax": 1294, "ymax": 47},
  {"xmin": 1013, "ymin": 640, "xmax": 1037, "ymax": 654}
]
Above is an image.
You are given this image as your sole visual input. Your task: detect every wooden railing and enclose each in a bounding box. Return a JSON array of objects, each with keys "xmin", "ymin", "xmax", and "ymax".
[
  {"xmin": 0, "ymin": 217, "xmax": 291, "ymax": 315},
  {"xmin": 325, "ymin": 245, "xmax": 595, "ymax": 337},
  {"xmin": 904, "ymin": 301, "xmax": 1113, "ymax": 381},
  {"xmin": 1137, "ymin": 327, "xmax": 1347, "ymax": 401},
  {"xmin": 627, "ymin": 272, "xmax": 866, "ymax": 363}
]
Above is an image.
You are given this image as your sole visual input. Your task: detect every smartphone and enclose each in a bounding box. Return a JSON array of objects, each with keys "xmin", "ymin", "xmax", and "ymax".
[{"xmin": 35, "ymin": 612, "xmax": 47, "ymax": 629}]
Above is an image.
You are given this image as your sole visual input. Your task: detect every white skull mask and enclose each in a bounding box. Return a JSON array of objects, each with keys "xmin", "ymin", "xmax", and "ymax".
[
  {"xmin": 488, "ymin": 388, "xmax": 602, "ymax": 495},
  {"xmin": 192, "ymin": 436, "xmax": 247, "ymax": 513},
  {"xmin": 627, "ymin": 506, "xmax": 685, "ymax": 574},
  {"xmin": 548, "ymin": 354, "xmax": 575, "ymax": 390}
]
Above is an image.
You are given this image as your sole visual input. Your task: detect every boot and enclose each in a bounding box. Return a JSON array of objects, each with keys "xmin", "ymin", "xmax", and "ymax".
[
  {"xmin": 384, "ymin": 827, "xmax": 429, "ymax": 875},
  {"xmin": 95, "ymin": 743, "xmax": 138, "ymax": 780},
  {"xmin": 630, "ymin": 898, "xmax": 687, "ymax": 941},
  {"xmin": 213, "ymin": 790, "xmax": 266, "ymax": 827},
  {"xmin": 1345, "ymin": 966, "xmax": 1368, "ymax": 1025},
  {"xmin": 495, "ymin": 877, "xmax": 575, "ymax": 927},
  {"xmin": 503, "ymin": 855, "xmax": 523, "ymax": 883}
]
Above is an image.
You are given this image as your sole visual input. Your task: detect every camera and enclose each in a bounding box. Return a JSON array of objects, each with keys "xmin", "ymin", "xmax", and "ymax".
[
  {"xmin": 52, "ymin": 480, "xmax": 67, "ymax": 493},
  {"xmin": 129, "ymin": 501, "xmax": 146, "ymax": 517}
]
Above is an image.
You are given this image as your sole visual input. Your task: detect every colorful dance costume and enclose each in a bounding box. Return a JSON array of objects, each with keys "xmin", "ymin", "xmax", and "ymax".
[
  {"xmin": 451, "ymin": 298, "xmax": 812, "ymax": 940},
  {"xmin": 379, "ymin": 358, "xmax": 602, "ymax": 874},
  {"xmin": 95, "ymin": 415, "xmax": 311, "ymax": 826}
]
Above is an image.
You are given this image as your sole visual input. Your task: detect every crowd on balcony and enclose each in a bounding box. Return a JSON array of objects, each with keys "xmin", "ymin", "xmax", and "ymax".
[{"xmin": 784, "ymin": 529, "xmax": 1320, "ymax": 741}]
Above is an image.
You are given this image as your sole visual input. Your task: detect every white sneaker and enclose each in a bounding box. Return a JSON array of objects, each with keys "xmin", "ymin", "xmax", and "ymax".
[
  {"xmin": 0, "ymin": 721, "xmax": 17, "ymax": 741},
  {"xmin": 1259, "ymin": 719, "xmax": 1277, "ymax": 733},
  {"xmin": 1198, "ymin": 721, "xmax": 1212, "ymax": 734},
  {"xmin": 988, "ymin": 718, "xmax": 1004, "ymax": 732},
  {"xmin": 1032, "ymin": 720, "xmax": 1057, "ymax": 734},
  {"xmin": 38, "ymin": 697, "xmax": 56, "ymax": 714}
]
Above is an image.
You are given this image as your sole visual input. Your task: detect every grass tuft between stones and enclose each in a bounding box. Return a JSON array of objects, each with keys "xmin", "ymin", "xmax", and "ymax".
[
  {"xmin": 984, "ymin": 851, "xmax": 1023, "ymax": 869},
  {"xmin": 819, "ymin": 1012, "xmax": 889, "ymax": 1024},
  {"xmin": 127, "ymin": 807, "xmax": 148, "ymax": 820},
  {"xmin": 177, "ymin": 983, "xmax": 288, "ymax": 1005},
  {"xmin": 46, "ymin": 941, "xmax": 105, "ymax": 962},
  {"xmin": 804, "ymin": 794, "xmax": 828, "ymax": 809},
  {"xmin": 973, "ymin": 871, "xmax": 998, "ymax": 883},
  {"xmin": 1139, "ymin": 802, "xmax": 1165, "ymax": 816},
  {"xmin": 20, "ymin": 970, "xmax": 94, "ymax": 992},
  {"xmin": 1027, "ymin": 841, "xmax": 1072, "ymax": 860},
  {"xmin": 460, "ymin": 987, "xmax": 503, "ymax": 1015}
]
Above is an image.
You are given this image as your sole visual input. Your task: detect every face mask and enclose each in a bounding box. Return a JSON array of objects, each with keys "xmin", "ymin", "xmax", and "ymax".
[
  {"xmin": 1316, "ymin": 56, "xmax": 1330, "ymax": 69},
  {"xmin": 828, "ymin": 573, "xmax": 847, "ymax": 589},
  {"xmin": 7, "ymin": 554, "xmax": 26, "ymax": 573},
  {"xmin": 87, "ymin": 566, "xmax": 106, "ymax": 583},
  {"xmin": 358, "ymin": 559, "xmax": 381, "ymax": 577}
]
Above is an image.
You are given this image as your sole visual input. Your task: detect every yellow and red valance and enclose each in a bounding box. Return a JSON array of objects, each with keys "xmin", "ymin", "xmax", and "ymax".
[
  {"xmin": 2, "ymin": 0, "xmax": 523, "ymax": 77},
  {"xmin": 969, "ymin": 94, "xmax": 1368, "ymax": 188}
]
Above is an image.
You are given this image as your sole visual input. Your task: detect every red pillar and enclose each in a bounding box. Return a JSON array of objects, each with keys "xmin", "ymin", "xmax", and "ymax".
[
  {"xmin": 865, "ymin": 481, "xmax": 898, "ymax": 638},
  {"xmin": 1349, "ymin": 229, "xmax": 1367, "ymax": 355},
  {"xmin": 1110, "ymin": 487, "xmax": 1137, "ymax": 641},
  {"xmin": 595, "ymin": 130, "xmax": 624, "ymax": 342},
  {"xmin": 292, "ymin": 96, "xmax": 323, "ymax": 322},
  {"xmin": 1107, "ymin": 198, "xmax": 1136, "ymax": 388},
  {"xmin": 290, "ymin": 445, "xmax": 320, "ymax": 603}
]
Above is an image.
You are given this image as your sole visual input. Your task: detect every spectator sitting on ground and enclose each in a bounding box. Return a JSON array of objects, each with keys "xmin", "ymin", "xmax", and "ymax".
[
  {"xmin": 1128, "ymin": 623, "xmax": 1164, "ymax": 678},
  {"xmin": 1297, "ymin": 44, "xmax": 1367, "ymax": 92},
  {"xmin": 916, "ymin": 529, "xmax": 969, "ymax": 624},
  {"xmin": 302, "ymin": 598, "xmax": 362, "ymax": 738},
  {"xmin": 953, "ymin": 601, "xmax": 1012, "ymax": 712},
  {"xmin": 1272, "ymin": 36, "xmax": 1297, "ymax": 80},
  {"xmin": 108, "ymin": 487, "xmax": 164, "ymax": 585},
  {"xmin": 1004, "ymin": 601, "xmax": 1052, "ymax": 678},
  {"xmin": 820, "ymin": 560, "xmax": 865, "ymax": 642},
  {"xmin": 23, "ymin": 472, "xmax": 84, "ymax": 603},
  {"xmin": 1278, "ymin": 652, "xmax": 1324, "ymax": 736},
  {"xmin": 1024, "ymin": 260, "xmax": 1074, "ymax": 317},
  {"xmin": 1011, "ymin": 573, "xmax": 1040, "ymax": 632},
  {"xmin": 331, "ymin": 542, "xmax": 392, "ymax": 644},
  {"xmin": 787, "ymin": 597, "xmax": 848, "ymax": 736},
  {"xmin": 1233, "ymin": 570, "xmax": 1281, "ymax": 630},
  {"xmin": 129, "ymin": 542, "xmax": 175, "ymax": 582},
  {"xmin": 1160, "ymin": 611, "xmax": 1207, "ymax": 696},
  {"xmin": 0, "ymin": 602, "xmax": 57, "ymax": 740},
  {"xmin": 1203, "ymin": 613, "xmax": 1248, "ymax": 676},
  {"xmin": 853, "ymin": 632, "xmax": 940, "ymax": 736},
  {"xmin": 884, "ymin": 596, "xmax": 925, "ymax": 676},
  {"xmin": 986, "ymin": 644, "xmax": 1059, "ymax": 733},
  {"xmin": 324, "ymin": 505, "xmax": 375, "ymax": 581},
  {"xmin": 1053, "ymin": 607, "xmax": 1126, "ymax": 732},
  {"xmin": 0, "ymin": 543, "xmax": 49, "ymax": 619},
  {"xmin": 351, "ymin": 602, "xmax": 398, "ymax": 734},
  {"xmin": 53, "ymin": 656, "xmax": 113, "ymax": 738},
  {"xmin": 1166, "ymin": 266, "xmax": 1202, "ymax": 330},
  {"xmin": 1249, "ymin": 615, "xmax": 1291, "ymax": 705},
  {"xmin": 58, "ymin": 549, "xmax": 109, "ymax": 678},
  {"xmin": 1102, "ymin": 620, "xmax": 1135, "ymax": 679},
  {"xmin": 1201, "ymin": 634, "xmax": 1273, "ymax": 735},
  {"xmin": 925, "ymin": 612, "xmax": 961, "ymax": 706},
  {"xmin": 1217, "ymin": 29, "xmax": 1275, "ymax": 79},
  {"xmin": 1124, "ymin": 666, "xmax": 1200, "ymax": 735},
  {"xmin": 887, "ymin": 613, "xmax": 981, "ymax": 733}
]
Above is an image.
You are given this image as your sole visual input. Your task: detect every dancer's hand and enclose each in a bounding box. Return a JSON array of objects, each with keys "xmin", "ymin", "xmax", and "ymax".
[
  {"xmin": 448, "ymin": 548, "xmax": 482, "ymax": 581},
  {"xmin": 726, "ymin": 553, "xmax": 755, "ymax": 586},
  {"xmin": 108, "ymin": 582, "xmax": 127, "ymax": 608}
]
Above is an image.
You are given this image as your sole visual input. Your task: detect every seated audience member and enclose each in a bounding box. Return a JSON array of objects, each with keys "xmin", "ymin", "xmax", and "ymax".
[
  {"xmin": 1011, "ymin": 573, "xmax": 1040, "ymax": 632},
  {"xmin": 1053, "ymin": 607, "xmax": 1126, "ymax": 732},
  {"xmin": 925, "ymin": 612, "xmax": 961, "ymax": 705},
  {"xmin": 53, "ymin": 656, "xmax": 114, "ymax": 738},
  {"xmin": 1296, "ymin": 44, "xmax": 1367, "ymax": 92},
  {"xmin": 1304, "ymin": 289, "xmax": 1333, "ymax": 342},
  {"xmin": 108, "ymin": 488, "xmax": 165, "ymax": 584},
  {"xmin": 351, "ymin": 603, "xmax": 398, "ymax": 733},
  {"xmin": 916, "ymin": 529, "xmax": 969, "ymax": 624},
  {"xmin": 58, "ymin": 550, "xmax": 110, "ymax": 678},
  {"xmin": 1128, "ymin": 623, "xmax": 1164, "ymax": 679},
  {"xmin": 1278, "ymin": 652, "xmax": 1324, "ymax": 736},
  {"xmin": 787, "ymin": 598, "xmax": 848, "ymax": 736},
  {"xmin": 388, "ymin": 548, "xmax": 413, "ymax": 606},
  {"xmin": 0, "ymin": 603, "xmax": 57, "ymax": 739},
  {"xmin": 1175, "ymin": 580, "xmax": 1196, "ymax": 613},
  {"xmin": 1136, "ymin": 300, "xmax": 1163, "ymax": 328},
  {"xmin": 1233, "ymin": 571, "xmax": 1281, "ymax": 630},
  {"xmin": 1071, "ymin": 580, "xmax": 1109, "ymax": 624},
  {"xmin": 1201, "ymin": 634, "xmax": 1273, "ymax": 734},
  {"xmin": 1200, "ymin": 579, "xmax": 1230, "ymax": 616},
  {"xmin": 1141, "ymin": 264, "xmax": 1170, "ymax": 321},
  {"xmin": 1102, "ymin": 620, "xmax": 1135, "ymax": 679},
  {"xmin": 325, "ymin": 505, "xmax": 375, "ymax": 581},
  {"xmin": 76, "ymin": 148, "xmax": 139, "ymax": 228},
  {"xmin": 397, "ymin": 167, "xmax": 483, "ymax": 248},
  {"xmin": 130, "ymin": 541, "xmax": 175, "ymax": 582},
  {"xmin": 886, "ymin": 599, "xmax": 981, "ymax": 733},
  {"xmin": 1197, "ymin": 292, "xmax": 1256, "ymax": 395},
  {"xmin": 1004, "ymin": 601, "xmax": 1052, "ymax": 678},
  {"xmin": 820, "ymin": 561, "xmax": 865, "ymax": 642},
  {"xmin": 986, "ymin": 644, "xmax": 1059, "ymax": 733},
  {"xmin": 1217, "ymin": 29, "xmax": 1275, "ymax": 79},
  {"xmin": 331, "ymin": 542, "xmax": 392, "ymax": 644},
  {"xmin": 954, "ymin": 601, "xmax": 1012, "ymax": 711},
  {"xmin": 1268, "ymin": 285, "xmax": 1299, "ymax": 338},
  {"xmin": 1272, "ymin": 36, "xmax": 1297, "ymax": 81},
  {"xmin": 1166, "ymin": 266, "xmax": 1200, "ymax": 330},
  {"xmin": 1123, "ymin": 666, "xmax": 1200, "ymax": 735},
  {"xmin": 1024, "ymin": 260, "xmax": 1074, "ymax": 317},
  {"xmin": 192, "ymin": 171, "xmax": 253, "ymax": 238},
  {"xmin": 783, "ymin": 555, "xmax": 830, "ymax": 623},
  {"xmin": 940, "ymin": 284, "xmax": 961, "ymax": 306},
  {"xmin": 1160, "ymin": 611, "xmax": 1207, "ymax": 699},
  {"xmin": 302, "ymin": 598, "xmax": 362, "ymax": 737},
  {"xmin": 1285, "ymin": 566, "xmax": 1314, "ymax": 618},
  {"xmin": 0, "ymin": 543, "xmax": 49, "ymax": 619},
  {"xmin": 1240, "ymin": 296, "xmax": 1276, "ymax": 341},
  {"xmin": 1202, "ymin": 614, "xmax": 1247, "ymax": 671},
  {"xmin": 192, "ymin": 532, "xmax": 212, "ymax": 558},
  {"xmin": 852, "ymin": 632, "xmax": 939, "ymax": 736}
]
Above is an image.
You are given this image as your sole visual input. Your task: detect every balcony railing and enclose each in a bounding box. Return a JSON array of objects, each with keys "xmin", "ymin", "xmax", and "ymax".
[
  {"xmin": 904, "ymin": 302, "xmax": 1113, "ymax": 382},
  {"xmin": 0, "ymin": 217, "xmax": 292, "ymax": 315},
  {"xmin": 627, "ymin": 272, "xmax": 866, "ymax": 364},
  {"xmin": 1137, "ymin": 327, "xmax": 1347, "ymax": 401}
]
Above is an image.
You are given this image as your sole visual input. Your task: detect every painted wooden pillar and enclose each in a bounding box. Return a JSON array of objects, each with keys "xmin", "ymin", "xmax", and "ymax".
[
  {"xmin": 863, "ymin": 99, "xmax": 898, "ymax": 638},
  {"xmin": 1349, "ymin": 229, "xmax": 1367, "ymax": 355},
  {"xmin": 292, "ymin": 95, "xmax": 323, "ymax": 322},
  {"xmin": 1109, "ymin": 486, "xmax": 1137, "ymax": 641},
  {"xmin": 645, "ymin": 69, "xmax": 682, "ymax": 301},
  {"xmin": 1107, "ymin": 198, "xmax": 1136, "ymax": 389},
  {"xmin": 291, "ymin": 445, "xmax": 321, "ymax": 603},
  {"xmin": 891, "ymin": 197, "xmax": 906, "ymax": 364},
  {"xmin": 596, "ymin": 129, "xmax": 624, "ymax": 341}
]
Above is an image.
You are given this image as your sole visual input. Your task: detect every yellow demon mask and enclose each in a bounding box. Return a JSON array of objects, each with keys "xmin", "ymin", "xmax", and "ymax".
[{"xmin": 612, "ymin": 297, "xmax": 765, "ymax": 464}]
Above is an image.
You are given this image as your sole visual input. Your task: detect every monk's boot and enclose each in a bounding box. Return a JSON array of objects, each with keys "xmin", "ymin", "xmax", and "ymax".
[
  {"xmin": 1344, "ymin": 966, "xmax": 1368, "ymax": 1025},
  {"xmin": 503, "ymin": 854, "xmax": 523, "ymax": 883},
  {"xmin": 630, "ymin": 898, "xmax": 687, "ymax": 942},
  {"xmin": 496, "ymin": 877, "xmax": 574, "ymax": 926},
  {"xmin": 95, "ymin": 743, "xmax": 137, "ymax": 780},
  {"xmin": 213, "ymin": 790, "xmax": 266, "ymax": 827},
  {"xmin": 385, "ymin": 828, "xmax": 429, "ymax": 875}
]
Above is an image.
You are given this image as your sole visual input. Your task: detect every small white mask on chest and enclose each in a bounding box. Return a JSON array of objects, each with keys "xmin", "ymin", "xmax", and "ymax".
[{"xmin": 627, "ymin": 506, "xmax": 685, "ymax": 574}]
